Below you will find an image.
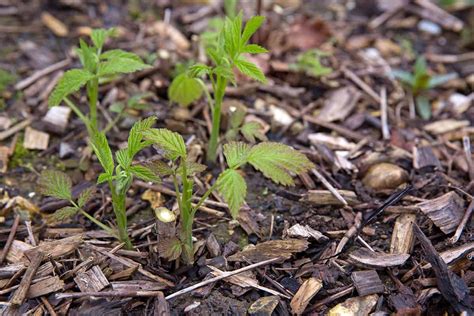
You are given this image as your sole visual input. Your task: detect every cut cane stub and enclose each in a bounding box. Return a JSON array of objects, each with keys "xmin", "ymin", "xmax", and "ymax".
[{"xmin": 155, "ymin": 207, "xmax": 176, "ymax": 223}]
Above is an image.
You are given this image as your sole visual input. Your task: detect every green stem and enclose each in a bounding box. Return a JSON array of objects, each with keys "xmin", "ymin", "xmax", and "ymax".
[
  {"xmin": 207, "ymin": 75, "xmax": 227, "ymax": 163},
  {"xmin": 87, "ymin": 78, "xmax": 99, "ymax": 130},
  {"xmin": 109, "ymin": 180, "xmax": 133, "ymax": 249},
  {"xmin": 178, "ymin": 157, "xmax": 195, "ymax": 264},
  {"xmin": 70, "ymin": 201, "xmax": 117, "ymax": 237},
  {"xmin": 191, "ymin": 182, "xmax": 218, "ymax": 214},
  {"xmin": 64, "ymin": 97, "xmax": 91, "ymax": 131}
]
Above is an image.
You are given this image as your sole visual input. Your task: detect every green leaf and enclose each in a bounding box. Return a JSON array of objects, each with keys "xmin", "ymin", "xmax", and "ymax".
[
  {"xmin": 241, "ymin": 15, "xmax": 265, "ymax": 44},
  {"xmin": 97, "ymin": 172, "xmax": 114, "ymax": 184},
  {"xmin": 428, "ymin": 73, "xmax": 458, "ymax": 88},
  {"xmin": 213, "ymin": 65, "xmax": 236, "ymax": 84},
  {"xmin": 97, "ymin": 57, "xmax": 150, "ymax": 77},
  {"xmin": 78, "ymin": 39, "xmax": 96, "ymax": 72},
  {"xmin": 127, "ymin": 116, "xmax": 156, "ymax": 158},
  {"xmin": 116, "ymin": 148, "xmax": 132, "ymax": 169},
  {"xmin": 241, "ymin": 44, "xmax": 268, "ymax": 54},
  {"xmin": 392, "ymin": 70, "xmax": 414, "ymax": 86},
  {"xmin": 53, "ymin": 206, "xmax": 79, "ymax": 221},
  {"xmin": 415, "ymin": 95, "xmax": 431, "ymax": 120},
  {"xmin": 130, "ymin": 165, "xmax": 161, "ymax": 182},
  {"xmin": 241, "ymin": 121, "xmax": 267, "ymax": 143},
  {"xmin": 188, "ymin": 63, "xmax": 211, "ymax": 77},
  {"xmin": 229, "ymin": 104, "xmax": 246, "ymax": 129},
  {"xmin": 100, "ymin": 49, "xmax": 143, "ymax": 62},
  {"xmin": 91, "ymin": 28, "xmax": 113, "ymax": 51},
  {"xmin": 144, "ymin": 160, "xmax": 174, "ymax": 176},
  {"xmin": 90, "ymin": 131, "xmax": 115, "ymax": 175},
  {"xmin": 234, "ymin": 57, "xmax": 266, "ymax": 83},
  {"xmin": 168, "ymin": 73, "xmax": 203, "ymax": 107},
  {"xmin": 78, "ymin": 187, "xmax": 95, "ymax": 208},
  {"xmin": 176, "ymin": 159, "xmax": 206, "ymax": 175},
  {"xmin": 247, "ymin": 142, "xmax": 313, "ymax": 186},
  {"xmin": 48, "ymin": 69, "xmax": 95, "ymax": 106},
  {"xmin": 143, "ymin": 128, "xmax": 187, "ymax": 160},
  {"xmin": 38, "ymin": 170, "xmax": 72, "ymax": 200},
  {"xmin": 216, "ymin": 169, "xmax": 247, "ymax": 218},
  {"xmin": 223, "ymin": 142, "xmax": 251, "ymax": 168},
  {"xmin": 414, "ymin": 56, "xmax": 427, "ymax": 77}
]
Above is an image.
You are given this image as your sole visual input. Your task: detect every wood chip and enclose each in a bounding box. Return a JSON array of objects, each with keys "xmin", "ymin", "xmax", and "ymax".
[
  {"xmin": 42, "ymin": 106, "xmax": 71, "ymax": 134},
  {"xmin": 417, "ymin": 192, "xmax": 464, "ymax": 234},
  {"xmin": 0, "ymin": 146, "xmax": 10, "ymax": 173},
  {"xmin": 327, "ymin": 294, "xmax": 378, "ymax": 316},
  {"xmin": 111, "ymin": 280, "xmax": 167, "ymax": 291},
  {"xmin": 290, "ymin": 277, "xmax": 323, "ymax": 315},
  {"xmin": 301, "ymin": 190, "xmax": 360, "ymax": 206},
  {"xmin": 285, "ymin": 224, "xmax": 328, "ymax": 242},
  {"xmin": 10, "ymin": 251, "xmax": 44, "ymax": 306},
  {"xmin": 248, "ymin": 296, "xmax": 280, "ymax": 316},
  {"xmin": 349, "ymin": 248, "xmax": 410, "ymax": 269},
  {"xmin": 424, "ymin": 119, "xmax": 469, "ymax": 135},
  {"xmin": 413, "ymin": 146, "xmax": 441, "ymax": 170},
  {"xmin": 25, "ymin": 235, "xmax": 83, "ymax": 259},
  {"xmin": 318, "ymin": 86, "xmax": 361, "ymax": 122},
  {"xmin": 41, "ymin": 12, "xmax": 69, "ymax": 37},
  {"xmin": 74, "ymin": 265, "xmax": 109, "ymax": 292},
  {"xmin": 390, "ymin": 213, "xmax": 416, "ymax": 254},
  {"xmin": 27, "ymin": 276, "xmax": 64, "ymax": 298},
  {"xmin": 228, "ymin": 239, "xmax": 308, "ymax": 263},
  {"xmin": 23, "ymin": 127, "xmax": 49, "ymax": 150},
  {"xmin": 351, "ymin": 270, "xmax": 384, "ymax": 296},
  {"xmin": 308, "ymin": 133, "xmax": 357, "ymax": 150}
]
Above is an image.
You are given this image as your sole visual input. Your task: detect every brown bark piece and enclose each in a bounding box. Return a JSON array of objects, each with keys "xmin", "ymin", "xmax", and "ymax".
[
  {"xmin": 154, "ymin": 291, "xmax": 170, "ymax": 316},
  {"xmin": 228, "ymin": 239, "xmax": 309, "ymax": 263},
  {"xmin": 349, "ymin": 248, "xmax": 410, "ymax": 269},
  {"xmin": 74, "ymin": 266, "xmax": 110, "ymax": 292},
  {"xmin": 351, "ymin": 270, "xmax": 385, "ymax": 296},
  {"xmin": 413, "ymin": 146, "xmax": 441, "ymax": 170},
  {"xmin": 27, "ymin": 276, "xmax": 64, "ymax": 298},
  {"xmin": 290, "ymin": 277, "xmax": 323, "ymax": 315},
  {"xmin": 417, "ymin": 192, "xmax": 464, "ymax": 234},
  {"xmin": 301, "ymin": 190, "xmax": 360, "ymax": 206},
  {"xmin": 390, "ymin": 213, "xmax": 416, "ymax": 254},
  {"xmin": 318, "ymin": 86, "xmax": 361, "ymax": 123},
  {"xmin": 25, "ymin": 235, "xmax": 83, "ymax": 259},
  {"xmin": 23, "ymin": 127, "xmax": 49, "ymax": 150},
  {"xmin": 10, "ymin": 251, "xmax": 44, "ymax": 306}
]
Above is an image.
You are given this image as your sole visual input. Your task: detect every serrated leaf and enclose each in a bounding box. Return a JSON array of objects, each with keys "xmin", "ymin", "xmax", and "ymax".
[
  {"xmin": 177, "ymin": 159, "xmax": 206, "ymax": 175},
  {"xmin": 216, "ymin": 169, "xmax": 247, "ymax": 218},
  {"xmin": 100, "ymin": 49, "xmax": 142, "ymax": 62},
  {"xmin": 97, "ymin": 57, "xmax": 150, "ymax": 77},
  {"xmin": 229, "ymin": 104, "xmax": 246, "ymax": 129},
  {"xmin": 247, "ymin": 142, "xmax": 313, "ymax": 186},
  {"xmin": 48, "ymin": 69, "xmax": 95, "ymax": 106},
  {"xmin": 213, "ymin": 65, "xmax": 236, "ymax": 84},
  {"xmin": 116, "ymin": 172, "xmax": 132, "ymax": 195},
  {"xmin": 130, "ymin": 165, "xmax": 161, "ymax": 182},
  {"xmin": 188, "ymin": 63, "xmax": 211, "ymax": 77},
  {"xmin": 168, "ymin": 73, "xmax": 203, "ymax": 107},
  {"xmin": 116, "ymin": 148, "xmax": 131, "ymax": 169},
  {"xmin": 143, "ymin": 128, "xmax": 187, "ymax": 161},
  {"xmin": 128, "ymin": 116, "xmax": 156, "ymax": 158},
  {"xmin": 144, "ymin": 160, "xmax": 174, "ymax": 176},
  {"xmin": 97, "ymin": 172, "xmax": 114, "ymax": 184},
  {"xmin": 78, "ymin": 39, "xmax": 96, "ymax": 72},
  {"xmin": 78, "ymin": 187, "xmax": 95, "ymax": 208},
  {"xmin": 91, "ymin": 28, "xmax": 113, "ymax": 51},
  {"xmin": 38, "ymin": 170, "xmax": 73, "ymax": 200},
  {"xmin": 90, "ymin": 131, "xmax": 114, "ymax": 175},
  {"xmin": 241, "ymin": 121, "xmax": 267, "ymax": 143},
  {"xmin": 223, "ymin": 142, "xmax": 251, "ymax": 168},
  {"xmin": 241, "ymin": 44, "xmax": 268, "ymax": 54},
  {"xmin": 234, "ymin": 57, "xmax": 266, "ymax": 83},
  {"xmin": 53, "ymin": 206, "xmax": 79, "ymax": 221},
  {"xmin": 241, "ymin": 15, "xmax": 265, "ymax": 44}
]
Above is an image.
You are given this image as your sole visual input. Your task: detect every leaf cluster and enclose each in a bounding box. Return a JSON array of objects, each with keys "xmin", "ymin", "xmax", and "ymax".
[
  {"xmin": 49, "ymin": 28, "xmax": 150, "ymax": 107},
  {"xmin": 392, "ymin": 56, "xmax": 457, "ymax": 119},
  {"xmin": 290, "ymin": 49, "xmax": 333, "ymax": 78},
  {"xmin": 169, "ymin": 13, "xmax": 268, "ymax": 107},
  {"xmin": 225, "ymin": 103, "xmax": 267, "ymax": 143}
]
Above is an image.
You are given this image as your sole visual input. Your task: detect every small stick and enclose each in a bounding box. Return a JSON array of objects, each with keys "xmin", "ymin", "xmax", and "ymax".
[
  {"xmin": 369, "ymin": 4, "xmax": 403, "ymax": 29},
  {"xmin": 426, "ymin": 52, "xmax": 474, "ymax": 63},
  {"xmin": 0, "ymin": 118, "xmax": 33, "ymax": 141},
  {"xmin": 15, "ymin": 59, "xmax": 70, "ymax": 90},
  {"xmin": 303, "ymin": 115, "xmax": 365, "ymax": 141},
  {"xmin": 165, "ymin": 257, "xmax": 280, "ymax": 300},
  {"xmin": 0, "ymin": 214, "xmax": 21, "ymax": 264},
  {"xmin": 380, "ymin": 87, "xmax": 390, "ymax": 140},
  {"xmin": 357, "ymin": 236, "xmax": 375, "ymax": 252},
  {"xmin": 10, "ymin": 251, "xmax": 44, "ymax": 306},
  {"xmin": 25, "ymin": 220, "xmax": 37, "ymax": 246},
  {"xmin": 342, "ymin": 67, "xmax": 381, "ymax": 103},
  {"xmin": 56, "ymin": 290, "xmax": 164, "ymax": 299},
  {"xmin": 311, "ymin": 169, "xmax": 348, "ymax": 206},
  {"xmin": 40, "ymin": 297, "xmax": 57, "ymax": 316},
  {"xmin": 463, "ymin": 136, "xmax": 474, "ymax": 181},
  {"xmin": 308, "ymin": 285, "xmax": 354, "ymax": 311},
  {"xmin": 450, "ymin": 199, "xmax": 474, "ymax": 244}
]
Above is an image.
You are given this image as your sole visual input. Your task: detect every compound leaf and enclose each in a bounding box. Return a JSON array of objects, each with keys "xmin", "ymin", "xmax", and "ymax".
[
  {"xmin": 168, "ymin": 73, "xmax": 203, "ymax": 107},
  {"xmin": 241, "ymin": 121, "xmax": 267, "ymax": 143},
  {"xmin": 216, "ymin": 169, "xmax": 247, "ymax": 219},
  {"xmin": 53, "ymin": 206, "xmax": 79, "ymax": 221},
  {"xmin": 128, "ymin": 116, "xmax": 156, "ymax": 158},
  {"xmin": 90, "ymin": 131, "xmax": 115, "ymax": 176},
  {"xmin": 100, "ymin": 49, "xmax": 142, "ymax": 62},
  {"xmin": 78, "ymin": 187, "xmax": 95, "ymax": 208},
  {"xmin": 97, "ymin": 57, "xmax": 150, "ymax": 77},
  {"xmin": 38, "ymin": 170, "xmax": 72, "ymax": 200},
  {"xmin": 241, "ymin": 15, "xmax": 265, "ymax": 44},
  {"xmin": 48, "ymin": 69, "xmax": 94, "ymax": 107},
  {"xmin": 143, "ymin": 128, "xmax": 187, "ymax": 160},
  {"xmin": 241, "ymin": 44, "xmax": 268, "ymax": 54},
  {"xmin": 130, "ymin": 165, "xmax": 161, "ymax": 182},
  {"xmin": 247, "ymin": 142, "xmax": 313, "ymax": 186}
]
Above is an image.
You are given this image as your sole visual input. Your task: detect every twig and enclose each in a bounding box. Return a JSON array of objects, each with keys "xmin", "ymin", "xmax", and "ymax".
[
  {"xmin": 463, "ymin": 136, "xmax": 474, "ymax": 181},
  {"xmin": 412, "ymin": 0, "xmax": 464, "ymax": 32},
  {"xmin": 25, "ymin": 220, "xmax": 37, "ymax": 246},
  {"xmin": 303, "ymin": 115, "xmax": 365, "ymax": 141},
  {"xmin": 15, "ymin": 59, "xmax": 70, "ymax": 90},
  {"xmin": 165, "ymin": 257, "xmax": 280, "ymax": 300},
  {"xmin": 380, "ymin": 87, "xmax": 390, "ymax": 140},
  {"xmin": 0, "ymin": 118, "xmax": 33, "ymax": 141},
  {"xmin": 369, "ymin": 3, "xmax": 404, "ymax": 29},
  {"xmin": 308, "ymin": 285, "xmax": 354, "ymax": 311},
  {"xmin": 0, "ymin": 214, "xmax": 20, "ymax": 264},
  {"xmin": 450, "ymin": 199, "xmax": 474, "ymax": 244},
  {"xmin": 311, "ymin": 169, "xmax": 348, "ymax": 206},
  {"xmin": 56, "ymin": 290, "xmax": 164, "ymax": 299},
  {"xmin": 10, "ymin": 251, "xmax": 44, "ymax": 306},
  {"xmin": 342, "ymin": 67, "xmax": 381, "ymax": 103},
  {"xmin": 426, "ymin": 52, "xmax": 474, "ymax": 63},
  {"xmin": 40, "ymin": 297, "xmax": 57, "ymax": 316}
]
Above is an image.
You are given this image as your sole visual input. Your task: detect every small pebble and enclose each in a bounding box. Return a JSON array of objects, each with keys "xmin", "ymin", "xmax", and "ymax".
[{"xmin": 418, "ymin": 20, "xmax": 441, "ymax": 35}]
